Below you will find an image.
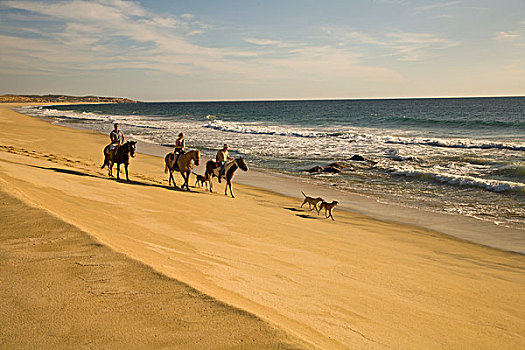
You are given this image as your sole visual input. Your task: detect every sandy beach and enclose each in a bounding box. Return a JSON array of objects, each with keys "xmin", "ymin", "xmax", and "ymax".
[{"xmin": 1, "ymin": 103, "xmax": 524, "ymax": 349}]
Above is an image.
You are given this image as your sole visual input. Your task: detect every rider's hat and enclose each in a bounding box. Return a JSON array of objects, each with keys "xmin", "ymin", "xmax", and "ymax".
[
  {"xmin": 223, "ymin": 143, "xmax": 229, "ymax": 148},
  {"xmin": 179, "ymin": 132, "xmax": 184, "ymax": 137},
  {"xmin": 114, "ymin": 122, "xmax": 119, "ymax": 126}
]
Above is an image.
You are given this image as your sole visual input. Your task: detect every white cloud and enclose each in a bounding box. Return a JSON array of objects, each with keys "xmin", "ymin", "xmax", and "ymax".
[
  {"xmin": 413, "ymin": 1, "xmax": 460, "ymax": 14},
  {"xmin": 494, "ymin": 31, "xmax": 520, "ymax": 41},
  {"xmin": 243, "ymin": 37, "xmax": 290, "ymax": 47},
  {"xmin": 323, "ymin": 27, "xmax": 460, "ymax": 61},
  {"xmin": 0, "ymin": 0, "xmax": 403, "ymax": 92}
]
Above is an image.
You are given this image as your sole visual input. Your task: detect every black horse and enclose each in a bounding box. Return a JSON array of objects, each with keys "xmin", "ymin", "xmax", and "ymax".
[
  {"xmin": 205, "ymin": 157, "xmax": 248, "ymax": 197},
  {"xmin": 101, "ymin": 141, "xmax": 136, "ymax": 181}
]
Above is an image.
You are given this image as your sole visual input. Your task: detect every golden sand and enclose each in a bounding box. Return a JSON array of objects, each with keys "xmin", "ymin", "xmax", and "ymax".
[{"xmin": 0, "ymin": 104, "xmax": 524, "ymax": 349}]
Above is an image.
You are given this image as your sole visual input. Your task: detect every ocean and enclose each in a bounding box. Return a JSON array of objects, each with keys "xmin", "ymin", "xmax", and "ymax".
[{"xmin": 17, "ymin": 97, "xmax": 525, "ymax": 231}]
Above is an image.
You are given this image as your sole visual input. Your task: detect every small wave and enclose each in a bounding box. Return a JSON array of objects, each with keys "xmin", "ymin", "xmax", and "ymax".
[
  {"xmin": 204, "ymin": 120, "xmax": 329, "ymax": 138},
  {"xmin": 386, "ymin": 148, "xmax": 414, "ymax": 161},
  {"xmin": 204, "ymin": 119, "xmax": 525, "ymax": 152},
  {"xmin": 391, "ymin": 166, "xmax": 525, "ymax": 193},
  {"xmin": 394, "ymin": 115, "xmax": 524, "ymax": 128},
  {"xmin": 384, "ymin": 137, "xmax": 525, "ymax": 152},
  {"xmin": 493, "ymin": 164, "xmax": 525, "ymax": 180}
]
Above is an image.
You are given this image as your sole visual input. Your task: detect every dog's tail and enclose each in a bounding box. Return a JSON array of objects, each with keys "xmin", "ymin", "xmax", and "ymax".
[{"xmin": 301, "ymin": 191, "xmax": 307, "ymax": 197}]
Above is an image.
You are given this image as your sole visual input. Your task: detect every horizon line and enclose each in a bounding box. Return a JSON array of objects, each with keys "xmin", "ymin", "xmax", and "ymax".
[{"xmin": 142, "ymin": 94, "xmax": 525, "ymax": 103}]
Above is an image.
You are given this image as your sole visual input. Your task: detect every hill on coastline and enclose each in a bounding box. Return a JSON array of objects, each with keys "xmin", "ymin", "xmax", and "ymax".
[{"xmin": 0, "ymin": 94, "xmax": 140, "ymax": 103}]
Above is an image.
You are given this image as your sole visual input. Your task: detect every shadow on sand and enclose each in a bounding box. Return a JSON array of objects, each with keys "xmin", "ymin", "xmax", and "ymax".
[
  {"xmin": 2, "ymin": 157, "xmax": 200, "ymax": 194},
  {"xmin": 283, "ymin": 207, "xmax": 318, "ymax": 219}
]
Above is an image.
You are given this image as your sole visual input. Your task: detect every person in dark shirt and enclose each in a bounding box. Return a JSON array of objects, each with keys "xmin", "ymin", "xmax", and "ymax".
[{"xmin": 173, "ymin": 132, "xmax": 185, "ymax": 168}]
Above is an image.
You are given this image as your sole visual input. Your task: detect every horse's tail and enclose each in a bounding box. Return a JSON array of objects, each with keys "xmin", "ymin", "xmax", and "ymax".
[
  {"xmin": 101, "ymin": 153, "xmax": 108, "ymax": 169},
  {"xmin": 164, "ymin": 154, "xmax": 170, "ymax": 173}
]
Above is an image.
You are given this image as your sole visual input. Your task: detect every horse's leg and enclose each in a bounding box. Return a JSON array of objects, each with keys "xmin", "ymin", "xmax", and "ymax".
[
  {"xmin": 183, "ymin": 172, "xmax": 190, "ymax": 190},
  {"xmin": 116, "ymin": 163, "xmax": 120, "ymax": 180},
  {"xmin": 125, "ymin": 163, "xmax": 129, "ymax": 182},
  {"xmin": 227, "ymin": 180, "xmax": 235, "ymax": 198},
  {"xmin": 170, "ymin": 170, "xmax": 177, "ymax": 188},
  {"xmin": 206, "ymin": 173, "xmax": 213, "ymax": 192}
]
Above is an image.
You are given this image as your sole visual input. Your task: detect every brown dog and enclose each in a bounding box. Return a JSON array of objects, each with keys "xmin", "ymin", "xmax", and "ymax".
[
  {"xmin": 301, "ymin": 191, "xmax": 324, "ymax": 211},
  {"xmin": 193, "ymin": 172, "xmax": 210, "ymax": 189},
  {"xmin": 317, "ymin": 200, "xmax": 339, "ymax": 221}
]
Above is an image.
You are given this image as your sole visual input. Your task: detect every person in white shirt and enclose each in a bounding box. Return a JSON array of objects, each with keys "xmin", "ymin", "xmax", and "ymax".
[{"xmin": 216, "ymin": 143, "xmax": 233, "ymax": 183}]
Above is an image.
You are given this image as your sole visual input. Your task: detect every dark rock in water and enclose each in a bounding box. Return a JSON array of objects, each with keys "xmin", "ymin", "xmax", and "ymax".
[
  {"xmin": 349, "ymin": 155, "xmax": 366, "ymax": 162},
  {"xmin": 323, "ymin": 166, "xmax": 342, "ymax": 173},
  {"xmin": 327, "ymin": 162, "xmax": 347, "ymax": 169},
  {"xmin": 307, "ymin": 166, "xmax": 324, "ymax": 173}
]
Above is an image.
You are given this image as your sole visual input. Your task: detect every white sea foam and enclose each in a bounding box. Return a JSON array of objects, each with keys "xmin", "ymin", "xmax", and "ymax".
[
  {"xmin": 386, "ymin": 148, "xmax": 415, "ymax": 161},
  {"xmin": 391, "ymin": 166, "xmax": 525, "ymax": 193}
]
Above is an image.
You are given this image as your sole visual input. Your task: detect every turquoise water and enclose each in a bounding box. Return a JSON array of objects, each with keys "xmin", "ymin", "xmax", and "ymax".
[{"xmin": 18, "ymin": 97, "xmax": 525, "ymax": 229}]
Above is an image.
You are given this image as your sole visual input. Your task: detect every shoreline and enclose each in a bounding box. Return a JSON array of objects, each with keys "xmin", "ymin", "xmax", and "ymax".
[
  {"xmin": 21, "ymin": 103, "xmax": 525, "ymax": 254},
  {"xmin": 1, "ymin": 103, "xmax": 524, "ymax": 349}
]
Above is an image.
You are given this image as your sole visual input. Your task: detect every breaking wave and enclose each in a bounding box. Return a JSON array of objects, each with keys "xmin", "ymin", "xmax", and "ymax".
[{"xmin": 391, "ymin": 166, "xmax": 525, "ymax": 193}]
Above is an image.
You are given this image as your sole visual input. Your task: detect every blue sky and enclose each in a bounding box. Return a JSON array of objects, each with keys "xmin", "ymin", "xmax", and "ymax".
[{"xmin": 1, "ymin": 0, "xmax": 524, "ymax": 101}]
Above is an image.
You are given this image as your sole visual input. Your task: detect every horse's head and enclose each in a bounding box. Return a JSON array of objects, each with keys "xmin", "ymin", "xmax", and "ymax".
[
  {"xmin": 237, "ymin": 157, "xmax": 248, "ymax": 171},
  {"xmin": 129, "ymin": 141, "xmax": 137, "ymax": 158}
]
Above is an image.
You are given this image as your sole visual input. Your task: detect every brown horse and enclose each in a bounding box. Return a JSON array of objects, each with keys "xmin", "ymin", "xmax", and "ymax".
[
  {"xmin": 205, "ymin": 157, "xmax": 248, "ymax": 197},
  {"xmin": 101, "ymin": 141, "xmax": 136, "ymax": 181},
  {"xmin": 164, "ymin": 150, "xmax": 200, "ymax": 190}
]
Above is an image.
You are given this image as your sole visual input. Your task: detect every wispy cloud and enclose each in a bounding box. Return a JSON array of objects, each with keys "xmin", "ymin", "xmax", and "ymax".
[
  {"xmin": 494, "ymin": 31, "xmax": 520, "ymax": 41},
  {"xmin": 413, "ymin": 1, "xmax": 460, "ymax": 14},
  {"xmin": 0, "ymin": 0, "xmax": 401, "ymax": 85},
  {"xmin": 323, "ymin": 27, "xmax": 460, "ymax": 61},
  {"xmin": 242, "ymin": 37, "xmax": 291, "ymax": 48}
]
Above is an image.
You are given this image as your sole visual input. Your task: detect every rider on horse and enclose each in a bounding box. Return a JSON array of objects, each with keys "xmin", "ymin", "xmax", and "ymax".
[
  {"xmin": 173, "ymin": 132, "xmax": 185, "ymax": 170},
  {"xmin": 216, "ymin": 143, "xmax": 233, "ymax": 183},
  {"xmin": 109, "ymin": 123, "xmax": 124, "ymax": 162}
]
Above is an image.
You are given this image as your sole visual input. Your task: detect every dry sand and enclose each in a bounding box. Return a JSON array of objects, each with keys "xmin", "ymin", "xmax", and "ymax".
[
  {"xmin": 0, "ymin": 189, "xmax": 303, "ymax": 349},
  {"xmin": 0, "ymin": 103, "xmax": 524, "ymax": 349}
]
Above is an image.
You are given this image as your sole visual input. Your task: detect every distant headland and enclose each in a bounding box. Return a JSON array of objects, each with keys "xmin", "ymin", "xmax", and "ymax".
[{"xmin": 0, "ymin": 94, "xmax": 140, "ymax": 103}]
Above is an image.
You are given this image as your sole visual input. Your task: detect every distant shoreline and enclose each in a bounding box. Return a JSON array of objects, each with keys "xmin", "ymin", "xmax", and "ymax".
[
  {"xmin": 2, "ymin": 94, "xmax": 524, "ymax": 104},
  {"xmin": 0, "ymin": 94, "xmax": 140, "ymax": 104}
]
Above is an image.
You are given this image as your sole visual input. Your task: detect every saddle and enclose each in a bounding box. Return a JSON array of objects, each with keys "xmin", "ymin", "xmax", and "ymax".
[{"xmin": 172, "ymin": 151, "xmax": 184, "ymax": 171}]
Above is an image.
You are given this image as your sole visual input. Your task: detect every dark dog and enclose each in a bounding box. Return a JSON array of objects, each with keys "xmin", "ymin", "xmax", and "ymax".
[
  {"xmin": 317, "ymin": 200, "xmax": 339, "ymax": 221},
  {"xmin": 193, "ymin": 172, "xmax": 210, "ymax": 189}
]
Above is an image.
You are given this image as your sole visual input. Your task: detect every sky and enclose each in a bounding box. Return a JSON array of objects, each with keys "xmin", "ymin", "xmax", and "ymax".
[{"xmin": 0, "ymin": 0, "xmax": 524, "ymax": 101}]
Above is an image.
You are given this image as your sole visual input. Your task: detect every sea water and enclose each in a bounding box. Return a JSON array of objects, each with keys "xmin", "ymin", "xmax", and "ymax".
[{"xmin": 17, "ymin": 97, "xmax": 525, "ymax": 231}]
